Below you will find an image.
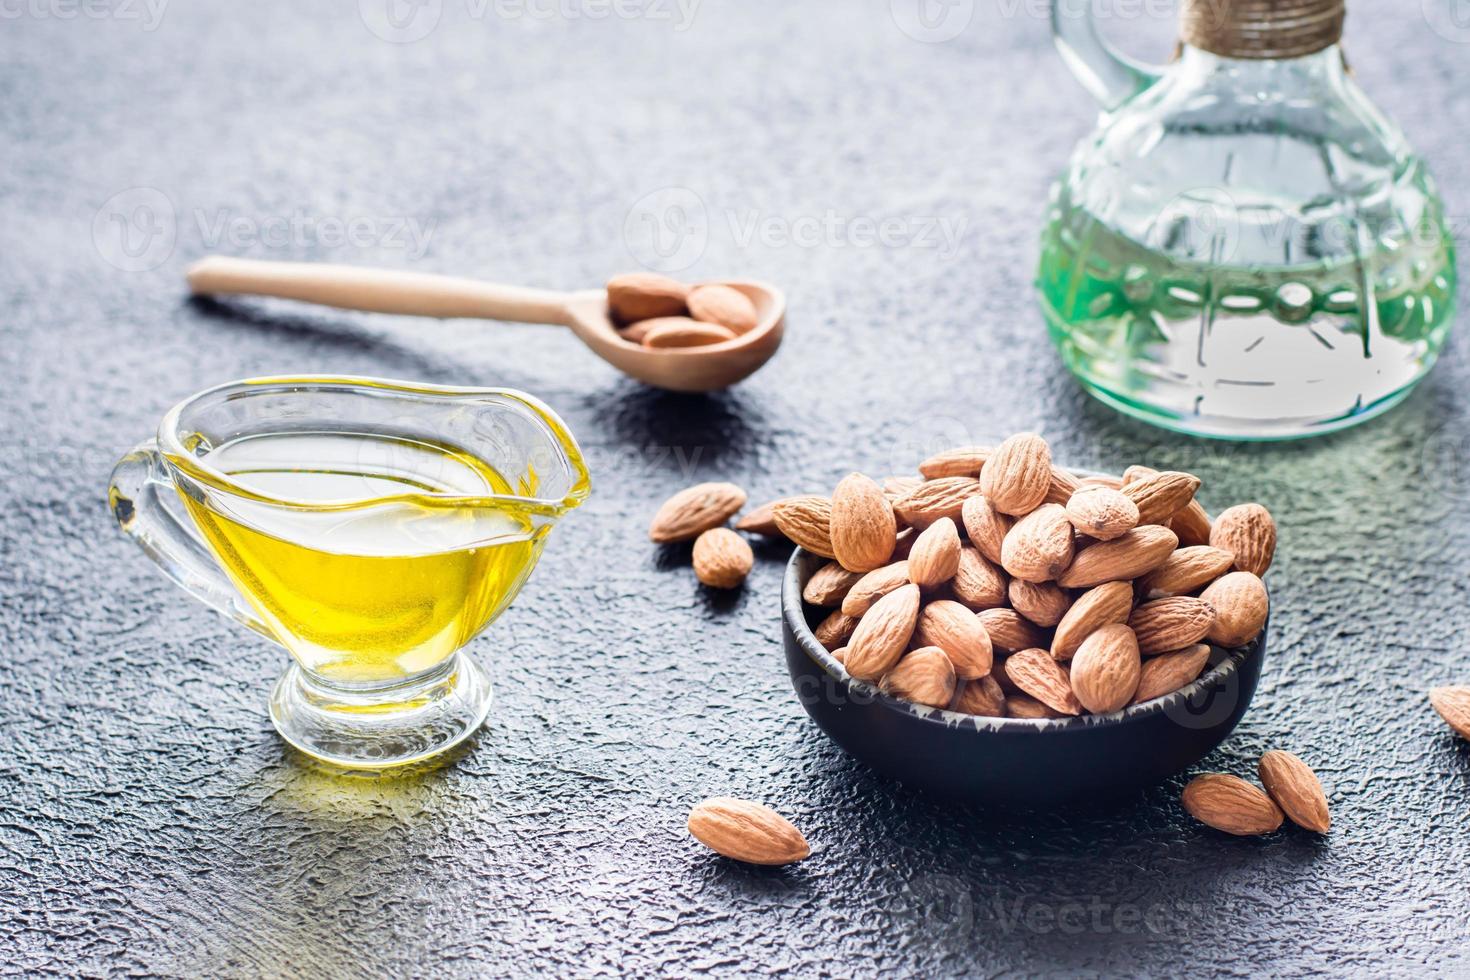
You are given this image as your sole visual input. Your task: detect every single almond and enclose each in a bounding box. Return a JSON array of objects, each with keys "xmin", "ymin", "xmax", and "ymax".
[
  {"xmin": 641, "ymin": 317, "xmax": 737, "ymax": 348},
  {"xmin": 883, "ymin": 475, "xmax": 923, "ymax": 502},
  {"xmin": 1004, "ymin": 647, "xmax": 1082, "ymax": 715},
  {"xmin": 1064, "ymin": 486, "xmax": 1140, "ymax": 541},
  {"xmin": 1258, "ymin": 750, "xmax": 1330, "ymax": 833},
  {"xmin": 978, "ymin": 608, "xmax": 1047, "ymax": 654},
  {"xmin": 914, "ymin": 599, "xmax": 994, "ymax": 680},
  {"xmin": 1429, "ymin": 686, "xmax": 1470, "ymax": 741},
  {"xmin": 841, "ymin": 561, "xmax": 911, "ymax": 616},
  {"xmin": 952, "ymin": 675, "xmax": 1007, "ymax": 717},
  {"xmin": 1006, "ymin": 694, "xmax": 1063, "ymax": 719},
  {"xmin": 1043, "ymin": 466, "xmax": 1084, "ymax": 506},
  {"xmin": 1057, "ymin": 525, "xmax": 1177, "ymax": 588},
  {"xmin": 1001, "ymin": 503, "xmax": 1075, "ymax": 583},
  {"xmin": 802, "ymin": 560, "xmax": 865, "ymax": 607},
  {"xmin": 845, "ymin": 583, "xmax": 921, "ymax": 681},
  {"xmin": 893, "ymin": 477, "xmax": 980, "ymax": 530},
  {"xmin": 1050, "ymin": 580, "xmax": 1134, "ymax": 661},
  {"xmin": 1122, "ymin": 464, "xmax": 1159, "ymax": 485},
  {"xmin": 687, "ymin": 283, "xmax": 758, "ymax": 334},
  {"xmin": 892, "ymin": 526, "xmax": 917, "ymax": 559},
  {"xmin": 950, "ymin": 545, "xmax": 1009, "ymax": 611},
  {"xmin": 618, "ymin": 317, "xmax": 668, "ymax": 344},
  {"xmin": 1121, "ymin": 471, "xmax": 1201, "ymax": 526},
  {"xmin": 607, "ymin": 272, "xmax": 689, "ymax": 323},
  {"xmin": 735, "ymin": 499, "xmax": 783, "ymax": 536},
  {"xmin": 918, "ymin": 446, "xmax": 991, "ymax": 479},
  {"xmin": 1131, "ymin": 643, "xmax": 1211, "ymax": 704},
  {"xmin": 1170, "ymin": 499, "xmax": 1213, "ymax": 548},
  {"xmin": 907, "ymin": 517, "xmax": 962, "ymax": 589},
  {"xmin": 692, "ymin": 528, "xmax": 753, "ymax": 589},
  {"xmin": 813, "ymin": 609, "xmax": 859, "ymax": 651},
  {"xmin": 1008, "ymin": 579, "xmax": 1071, "ymax": 628},
  {"xmin": 650, "ymin": 482, "xmax": 747, "ymax": 543},
  {"xmin": 1069, "ymin": 623, "xmax": 1141, "ymax": 714},
  {"xmin": 831, "ymin": 646, "xmax": 848, "ymax": 665},
  {"xmin": 830, "ymin": 473, "xmax": 898, "ymax": 572},
  {"xmin": 979, "ymin": 432, "xmax": 1052, "ymax": 516},
  {"xmin": 1181, "ymin": 774, "xmax": 1284, "ymax": 836},
  {"xmin": 1128, "ymin": 597, "xmax": 1216, "ymax": 655},
  {"xmin": 882, "ymin": 646, "xmax": 957, "ymax": 708},
  {"xmin": 687, "ymin": 797, "xmax": 809, "ymax": 865},
  {"xmin": 1138, "ymin": 546, "xmax": 1236, "ymax": 598},
  {"xmin": 1210, "ymin": 503, "xmax": 1277, "ymax": 577},
  {"xmin": 773, "ymin": 495, "xmax": 836, "ymax": 558},
  {"xmin": 1199, "ymin": 571, "xmax": 1268, "ymax": 647},
  {"xmin": 961, "ymin": 495, "xmax": 1012, "ymax": 564}
]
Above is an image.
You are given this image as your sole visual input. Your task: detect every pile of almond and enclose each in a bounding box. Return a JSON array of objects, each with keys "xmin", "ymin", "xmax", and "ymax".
[
  {"xmin": 607, "ymin": 272, "xmax": 760, "ymax": 349},
  {"xmin": 768, "ymin": 432, "xmax": 1274, "ymax": 718}
]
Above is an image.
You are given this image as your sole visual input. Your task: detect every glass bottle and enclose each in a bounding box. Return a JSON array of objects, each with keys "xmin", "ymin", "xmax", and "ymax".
[{"xmin": 1037, "ymin": 0, "xmax": 1456, "ymax": 439}]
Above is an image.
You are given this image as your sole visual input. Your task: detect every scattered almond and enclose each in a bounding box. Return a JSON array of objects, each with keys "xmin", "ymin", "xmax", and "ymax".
[
  {"xmin": 650, "ymin": 482, "xmax": 747, "ymax": 543},
  {"xmin": 773, "ymin": 496, "xmax": 835, "ymax": 558},
  {"xmin": 1000, "ymin": 503, "xmax": 1075, "ymax": 583},
  {"xmin": 687, "ymin": 283, "xmax": 758, "ymax": 334},
  {"xmin": 1199, "ymin": 571, "xmax": 1268, "ymax": 647},
  {"xmin": 687, "ymin": 797, "xmax": 809, "ymax": 866},
  {"xmin": 1210, "ymin": 503, "xmax": 1277, "ymax": 577},
  {"xmin": 1258, "ymin": 750, "xmax": 1330, "ymax": 833},
  {"xmin": 1181, "ymin": 774, "xmax": 1284, "ymax": 836},
  {"xmin": 1064, "ymin": 485, "xmax": 1139, "ymax": 541},
  {"xmin": 908, "ymin": 517, "xmax": 962, "ymax": 589},
  {"xmin": 1127, "ymin": 597, "xmax": 1216, "ymax": 655},
  {"xmin": 692, "ymin": 528, "xmax": 753, "ymax": 589},
  {"xmin": 1004, "ymin": 648, "xmax": 1082, "ymax": 716},
  {"xmin": 1132, "ymin": 644, "xmax": 1211, "ymax": 704},
  {"xmin": 844, "ymin": 583, "xmax": 921, "ymax": 681},
  {"xmin": 914, "ymin": 599, "xmax": 994, "ymax": 679},
  {"xmin": 1069, "ymin": 623, "xmax": 1141, "ymax": 714},
  {"xmin": 831, "ymin": 473, "xmax": 897, "ymax": 572},
  {"xmin": 882, "ymin": 647, "xmax": 957, "ymax": 708},
  {"xmin": 980, "ymin": 433, "xmax": 1052, "ymax": 516},
  {"xmin": 1429, "ymin": 686, "xmax": 1470, "ymax": 741}
]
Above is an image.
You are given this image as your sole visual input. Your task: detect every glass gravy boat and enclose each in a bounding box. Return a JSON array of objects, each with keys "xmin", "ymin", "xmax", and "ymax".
[{"xmin": 109, "ymin": 376, "xmax": 590, "ymax": 768}]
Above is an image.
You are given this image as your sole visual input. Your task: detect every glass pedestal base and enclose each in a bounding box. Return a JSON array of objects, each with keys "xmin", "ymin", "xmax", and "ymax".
[{"xmin": 269, "ymin": 651, "xmax": 493, "ymax": 769}]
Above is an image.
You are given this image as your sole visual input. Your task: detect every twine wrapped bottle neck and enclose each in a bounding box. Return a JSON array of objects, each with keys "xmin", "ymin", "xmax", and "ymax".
[{"xmin": 1181, "ymin": 0, "xmax": 1345, "ymax": 60}]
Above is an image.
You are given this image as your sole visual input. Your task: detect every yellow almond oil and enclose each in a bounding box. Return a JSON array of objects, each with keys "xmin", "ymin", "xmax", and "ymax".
[{"xmin": 178, "ymin": 431, "xmax": 545, "ymax": 684}]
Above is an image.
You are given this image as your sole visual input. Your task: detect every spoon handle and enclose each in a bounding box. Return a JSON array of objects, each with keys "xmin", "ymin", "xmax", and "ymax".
[{"xmin": 186, "ymin": 256, "xmax": 574, "ymax": 325}]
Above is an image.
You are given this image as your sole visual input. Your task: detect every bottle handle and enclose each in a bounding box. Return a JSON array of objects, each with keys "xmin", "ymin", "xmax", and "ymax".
[
  {"xmin": 108, "ymin": 440, "xmax": 277, "ymax": 643},
  {"xmin": 1049, "ymin": 0, "xmax": 1164, "ymax": 111}
]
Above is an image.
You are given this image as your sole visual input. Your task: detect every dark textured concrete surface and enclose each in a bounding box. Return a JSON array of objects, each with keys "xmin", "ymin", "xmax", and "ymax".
[{"xmin": 4, "ymin": 2, "xmax": 1470, "ymax": 976}]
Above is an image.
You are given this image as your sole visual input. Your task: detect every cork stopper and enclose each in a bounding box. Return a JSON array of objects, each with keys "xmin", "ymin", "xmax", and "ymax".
[{"xmin": 1181, "ymin": 0, "xmax": 1345, "ymax": 60}]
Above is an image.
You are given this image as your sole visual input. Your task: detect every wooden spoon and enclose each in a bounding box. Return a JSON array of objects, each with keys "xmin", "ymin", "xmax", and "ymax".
[{"xmin": 185, "ymin": 257, "xmax": 785, "ymax": 393}]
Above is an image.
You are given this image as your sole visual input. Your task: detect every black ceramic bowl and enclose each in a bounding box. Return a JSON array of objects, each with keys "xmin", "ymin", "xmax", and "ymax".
[{"xmin": 782, "ymin": 549, "xmax": 1266, "ymax": 807}]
